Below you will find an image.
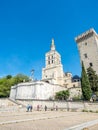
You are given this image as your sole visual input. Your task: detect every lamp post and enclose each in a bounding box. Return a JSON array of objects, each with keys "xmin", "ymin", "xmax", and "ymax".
[{"xmin": 31, "ymin": 69, "xmax": 34, "ymax": 81}]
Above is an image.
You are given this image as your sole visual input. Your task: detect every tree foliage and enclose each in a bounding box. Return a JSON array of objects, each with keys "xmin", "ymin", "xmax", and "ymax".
[
  {"xmin": 6, "ymin": 75, "xmax": 12, "ymax": 79},
  {"xmin": 55, "ymin": 90, "xmax": 70, "ymax": 100},
  {"xmin": 13, "ymin": 74, "xmax": 29, "ymax": 85},
  {"xmin": 81, "ymin": 62, "xmax": 92, "ymax": 100},
  {"xmin": 87, "ymin": 67, "xmax": 98, "ymax": 92},
  {"xmin": 0, "ymin": 74, "xmax": 29, "ymax": 98}
]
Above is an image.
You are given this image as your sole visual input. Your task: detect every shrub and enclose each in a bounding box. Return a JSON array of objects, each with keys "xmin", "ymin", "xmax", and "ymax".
[{"xmin": 82, "ymin": 109, "xmax": 88, "ymax": 112}]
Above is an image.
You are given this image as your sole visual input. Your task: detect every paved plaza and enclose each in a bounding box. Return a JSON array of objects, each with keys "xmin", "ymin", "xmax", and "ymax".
[{"xmin": 0, "ymin": 110, "xmax": 98, "ymax": 130}]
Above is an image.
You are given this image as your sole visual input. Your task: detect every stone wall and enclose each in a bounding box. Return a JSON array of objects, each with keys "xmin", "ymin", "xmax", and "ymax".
[
  {"xmin": 1, "ymin": 98, "xmax": 98, "ymax": 112},
  {"xmin": 69, "ymin": 87, "xmax": 82, "ymax": 98},
  {"xmin": 17, "ymin": 99, "xmax": 98, "ymax": 112},
  {"xmin": 10, "ymin": 81, "xmax": 67, "ymax": 100}
]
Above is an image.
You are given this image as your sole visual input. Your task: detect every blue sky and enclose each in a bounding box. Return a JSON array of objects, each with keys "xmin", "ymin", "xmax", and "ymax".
[{"xmin": 0, "ymin": 0, "xmax": 98, "ymax": 79}]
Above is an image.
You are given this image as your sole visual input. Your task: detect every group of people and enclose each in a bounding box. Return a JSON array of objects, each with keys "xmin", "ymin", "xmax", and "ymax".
[
  {"xmin": 37, "ymin": 104, "xmax": 48, "ymax": 111},
  {"xmin": 26, "ymin": 104, "xmax": 58, "ymax": 112},
  {"xmin": 26, "ymin": 104, "xmax": 48, "ymax": 112},
  {"xmin": 26, "ymin": 104, "xmax": 33, "ymax": 112}
]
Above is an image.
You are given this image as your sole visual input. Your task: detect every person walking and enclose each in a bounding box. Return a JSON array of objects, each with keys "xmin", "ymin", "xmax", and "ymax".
[
  {"xmin": 37, "ymin": 105, "xmax": 40, "ymax": 111},
  {"xmin": 26, "ymin": 104, "xmax": 30, "ymax": 112},
  {"xmin": 56, "ymin": 105, "xmax": 58, "ymax": 111},
  {"xmin": 45, "ymin": 105, "xmax": 47, "ymax": 111},
  {"xmin": 30, "ymin": 105, "xmax": 33, "ymax": 112}
]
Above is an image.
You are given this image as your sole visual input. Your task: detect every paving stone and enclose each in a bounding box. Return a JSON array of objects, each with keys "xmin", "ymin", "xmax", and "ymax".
[{"xmin": 0, "ymin": 111, "xmax": 98, "ymax": 130}]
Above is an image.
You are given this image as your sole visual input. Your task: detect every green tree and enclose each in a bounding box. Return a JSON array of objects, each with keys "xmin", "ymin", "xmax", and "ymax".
[
  {"xmin": 0, "ymin": 77, "xmax": 12, "ymax": 97},
  {"xmin": 55, "ymin": 90, "xmax": 70, "ymax": 100},
  {"xmin": 6, "ymin": 75, "xmax": 12, "ymax": 79},
  {"xmin": 0, "ymin": 73, "xmax": 29, "ymax": 98},
  {"xmin": 0, "ymin": 85, "xmax": 9, "ymax": 97},
  {"xmin": 81, "ymin": 62, "xmax": 92, "ymax": 100},
  {"xmin": 14, "ymin": 74, "xmax": 29, "ymax": 84},
  {"xmin": 87, "ymin": 67, "xmax": 98, "ymax": 92}
]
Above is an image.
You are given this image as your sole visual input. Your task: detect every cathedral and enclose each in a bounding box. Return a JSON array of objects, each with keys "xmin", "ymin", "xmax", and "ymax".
[
  {"xmin": 10, "ymin": 39, "xmax": 81, "ymax": 100},
  {"xmin": 42, "ymin": 39, "xmax": 80, "ymax": 88}
]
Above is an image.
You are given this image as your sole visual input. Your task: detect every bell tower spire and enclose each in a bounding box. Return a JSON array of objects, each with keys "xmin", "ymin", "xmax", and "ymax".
[
  {"xmin": 51, "ymin": 38, "xmax": 55, "ymax": 51},
  {"xmin": 42, "ymin": 39, "xmax": 64, "ymax": 85}
]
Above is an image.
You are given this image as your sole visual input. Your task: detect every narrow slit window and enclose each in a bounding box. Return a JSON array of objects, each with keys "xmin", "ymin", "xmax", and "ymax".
[
  {"xmin": 84, "ymin": 53, "xmax": 88, "ymax": 58},
  {"xmin": 89, "ymin": 62, "xmax": 93, "ymax": 67}
]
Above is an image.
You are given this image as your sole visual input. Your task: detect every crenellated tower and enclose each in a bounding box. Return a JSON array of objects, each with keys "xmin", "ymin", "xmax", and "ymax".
[{"xmin": 75, "ymin": 28, "xmax": 98, "ymax": 74}]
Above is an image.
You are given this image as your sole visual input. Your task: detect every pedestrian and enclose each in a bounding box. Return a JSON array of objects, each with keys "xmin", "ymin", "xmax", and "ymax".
[
  {"xmin": 56, "ymin": 105, "xmax": 58, "ymax": 111},
  {"xmin": 30, "ymin": 105, "xmax": 33, "ymax": 112},
  {"xmin": 45, "ymin": 105, "xmax": 47, "ymax": 111},
  {"xmin": 40, "ymin": 105, "xmax": 42, "ymax": 111},
  {"xmin": 26, "ymin": 104, "xmax": 30, "ymax": 112},
  {"xmin": 37, "ymin": 105, "xmax": 39, "ymax": 111}
]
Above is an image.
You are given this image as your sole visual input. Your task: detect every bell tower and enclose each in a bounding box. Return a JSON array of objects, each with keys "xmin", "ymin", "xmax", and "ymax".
[
  {"xmin": 46, "ymin": 38, "xmax": 61, "ymax": 68},
  {"xmin": 42, "ymin": 39, "xmax": 64, "ymax": 85}
]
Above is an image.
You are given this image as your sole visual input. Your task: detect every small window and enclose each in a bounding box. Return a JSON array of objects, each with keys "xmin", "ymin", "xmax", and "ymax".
[
  {"xmin": 48, "ymin": 61, "xmax": 50, "ymax": 64},
  {"xmin": 89, "ymin": 62, "xmax": 93, "ymax": 67},
  {"xmin": 73, "ymin": 84, "xmax": 75, "ymax": 87},
  {"xmin": 46, "ymin": 81, "xmax": 49, "ymax": 83},
  {"xmin": 52, "ymin": 60, "xmax": 53, "ymax": 63},
  {"xmin": 52, "ymin": 55, "xmax": 53, "ymax": 59},
  {"xmin": 84, "ymin": 53, "xmax": 88, "ymax": 58},
  {"xmin": 85, "ymin": 42, "xmax": 87, "ymax": 45},
  {"xmin": 48, "ymin": 56, "xmax": 50, "ymax": 60},
  {"xmin": 64, "ymin": 84, "xmax": 68, "ymax": 88}
]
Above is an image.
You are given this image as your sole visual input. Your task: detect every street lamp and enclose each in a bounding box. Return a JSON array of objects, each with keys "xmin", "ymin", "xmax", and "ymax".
[{"xmin": 31, "ymin": 69, "xmax": 34, "ymax": 81}]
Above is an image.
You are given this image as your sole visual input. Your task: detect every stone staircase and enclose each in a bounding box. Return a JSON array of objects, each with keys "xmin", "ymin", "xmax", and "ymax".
[
  {"xmin": 0, "ymin": 98, "xmax": 25, "ymax": 112},
  {"xmin": 9, "ymin": 98, "xmax": 26, "ymax": 107}
]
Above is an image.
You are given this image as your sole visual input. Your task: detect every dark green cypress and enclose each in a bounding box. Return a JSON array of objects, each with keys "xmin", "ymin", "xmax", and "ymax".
[
  {"xmin": 81, "ymin": 62, "xmax": 92, "ymax": 100},
  {"xmin": 87, "ymin": 67, "xmax": 98, "ymax": 92}
]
